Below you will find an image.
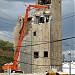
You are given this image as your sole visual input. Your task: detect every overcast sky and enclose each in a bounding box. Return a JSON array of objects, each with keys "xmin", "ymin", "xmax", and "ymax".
[
  {"xmin": 0, "ymin": 0, "xmax": 75, "ymax": 60},
  {"xmin": 62, "ymin": 0, "xmax": 74, "ymax": 52},
  {"xmin": 0, "ymin": 0, "xmax": 35, "ymax": 42}
]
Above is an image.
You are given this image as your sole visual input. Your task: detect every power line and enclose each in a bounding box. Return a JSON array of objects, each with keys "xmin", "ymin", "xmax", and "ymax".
[
  {"xmin": 0, "ymin": 8, "xmax": 74, "ymax": 26},
  {"xmin": 0, "ymin": 36, "xmax": 75, "ymax": 48},
  {"xmin": 0, "ymin": 59, "xmax": 61, "ymax": 66},
  {"xmin": 0, "ymin": 20, "xmax": 16, "ymax": 25},
  {"xmin": 0, "ymin": 16, "xmax": 16, "ymax": 23},
  {"xmin": 20, "ymin": 51, "xmax": 62, "ymax": 61},
  {"xmin": 0, "ymin": 46, "xmax": 14, "ymax": 48},
  {"xmin": 0, "ymin": 12, "xmax": 74, "ymax": 25},
  {"xmin": 0, "ymin": 30, "xmax": 13, "ymax": 38},
  {"xmin": 0, "ymin": 10, "xmax": 16, "ymax": 21},
  {"xmin": 16, "ymin": 37, "xmax": 75, "ymax": 47},
  {"xmin": 13, "ymin": 60, "xmax": 61, "ymax": 66},
  {"xmin": 0, "ymin": 13, "xmax": 74, "ymax": 39},
  {"xmin": 0, "ymin": 11, "xmax": 74, "ymax": 40},
  {"xmin": 62, "ymin": 12, "xmax": 75, "ymax": 18},
  {"xmin": 0, "ymin": 2, "xmax": 74, "ymax": 25},
  {"xmin": 0, "ymin": 33, "xmax": 14, "ymax": 39},
  {"xmin": 1, "ymin": 31, "xmax": 14, "ymax": 37},
  {"xmin": 63, "ymin": 14, "xmax": 75, "ymax": 20},
  {"xmin": 52, "ymin": 14, "xmax": 74, "ymax": 23}
]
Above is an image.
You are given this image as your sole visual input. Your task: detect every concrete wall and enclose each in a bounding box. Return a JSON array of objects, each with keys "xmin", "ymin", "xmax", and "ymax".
[
  {"xmin": 19, "ymin": 0, "xmax": 62, "ymax": 73},
  {"xmin": 50, "ymin": 0, "xmax": 62, "ymax": 71},
  {"xmin": 31, "ymin": 23, "xmax": 50, "ymax": 73}
]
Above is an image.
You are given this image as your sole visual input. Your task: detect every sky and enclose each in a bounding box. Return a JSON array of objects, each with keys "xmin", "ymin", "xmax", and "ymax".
[
  {"xmin": 0, "ymin": 0, "xmax": 35, "ymax": 42},
  {"xmin": 62, "ymin": 0, "xmax": 75, "ymax": 60},
  {"xmin": 0, "ymin": 0, "xmax": 75, "ymax": 60},
  {"xmin": 62, "ymin": 0, "xmax": 74, "ymax": 52}
]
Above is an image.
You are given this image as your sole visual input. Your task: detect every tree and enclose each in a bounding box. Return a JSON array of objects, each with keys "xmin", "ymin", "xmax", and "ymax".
[{"xmin": 0, "ymin": 39, "xmax": 14, "ymax": 73}]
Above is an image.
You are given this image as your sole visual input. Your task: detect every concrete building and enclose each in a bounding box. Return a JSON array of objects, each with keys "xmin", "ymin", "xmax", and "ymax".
[{"xmin": 14, "ymin": 0, "xmax": 62, "ymax": 73}]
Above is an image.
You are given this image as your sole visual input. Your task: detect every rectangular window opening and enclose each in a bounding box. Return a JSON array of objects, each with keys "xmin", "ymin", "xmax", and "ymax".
[
  {"xmin": 44, "ymin": 51, "xmax": 48, "ymax": 57},
  {"xmin": 39, "ymin": 17, "xmax": 44, "ymax": 23},
  {"xmin": 46, "ymin": 16, "xmax": 49, "ymax": 23},
  {"xmin": 34, "ymin": 52, "xmax": 39, "ymax": 58},
  {"xmin": 45, "ymin": 0, "xmax": 51, "ymax": 4},
  {"xmin": 38, "ymin": 0, "xmax": 51, "ymax": 5},
  {"xmin": 33, "ymin": 31, "xmax": 36, "ymax": 36}
]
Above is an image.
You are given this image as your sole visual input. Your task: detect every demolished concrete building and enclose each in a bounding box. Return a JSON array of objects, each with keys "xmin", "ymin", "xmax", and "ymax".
[{"xmin": 14, "ymin": 0, "xmax": 62, "ymax": 73}]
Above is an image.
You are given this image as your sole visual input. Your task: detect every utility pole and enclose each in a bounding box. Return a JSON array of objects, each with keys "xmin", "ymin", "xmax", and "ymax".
[
  {"xmin": 68, "ymin": 51, "xmax": 71, "ymax": 75},
  {"xmin": 64, "ymin": 42, "xmax": 72, "ymax": 75}
]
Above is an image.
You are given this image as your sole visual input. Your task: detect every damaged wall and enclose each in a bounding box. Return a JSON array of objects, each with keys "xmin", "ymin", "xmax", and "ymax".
[
  {"xmin": 14, "ymin": 16, "xmax": 32, "ymax": 51},
  {"xmin": 18, "ymin": 0, "xmax": 62, "ymax": 73}
]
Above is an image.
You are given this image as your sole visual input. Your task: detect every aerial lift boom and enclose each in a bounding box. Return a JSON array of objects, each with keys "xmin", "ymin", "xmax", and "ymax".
[{"xmin": 2, "ymin": 5, "xmax": 48, "ymax": 71}]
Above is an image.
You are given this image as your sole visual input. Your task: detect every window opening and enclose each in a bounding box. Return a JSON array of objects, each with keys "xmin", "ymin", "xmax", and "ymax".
[
  {"xmin": 44, "ymin": 51, "xmax": 48, "ymax": 57},
  {"xmin": 27, "ymin": 17, "xmax": 32, "ymax": 22},
  {"xmin": 38, "ymin": 0, "xmax": 43, "ymax": 5},
  {"xmin": 38, "ymin": 0, "xmax": 51, "ymax": 5},
  {"xmin": 35, "ymin": 16, "xmax": 40, "ymax": 24},
  {"xmin": 33, "ymin": 31, "xmax": 36, "ymax": 36},
  {"xmin": 34, "ymin": 52, "xmax": 39, "ymax": 58},
  {"xmin": 45, "ymin": 0, "xmax": 51, "ymax": 4},
  {"xmin": 46, "ymin": 16, "xmax": 49, "ymax": 22},
  {"xmin": 35, "ymin": 16, "xmax": 45, "ymax": 24},
  {"xmin": 36, "ymin": 17, "xmax": 39, "ymax": 24},
  {"xmin": 39, "ymin": 17, "xmax": 44, "ymax": 23}
]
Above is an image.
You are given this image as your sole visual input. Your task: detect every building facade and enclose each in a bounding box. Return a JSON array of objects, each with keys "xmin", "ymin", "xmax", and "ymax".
[{"xmin": 14, "ymin": 0, "xmax": 62, "ymax": 73}]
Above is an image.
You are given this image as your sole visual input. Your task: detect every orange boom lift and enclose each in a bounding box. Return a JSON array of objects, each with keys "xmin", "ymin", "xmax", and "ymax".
[{"xmin": 2, "ymin": 5, "xmax": 48, "ymax": 72}]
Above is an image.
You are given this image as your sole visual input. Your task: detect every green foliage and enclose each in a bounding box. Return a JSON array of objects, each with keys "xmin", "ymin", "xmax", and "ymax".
[
  {"xmin": 0, "ymin": 39, "xmax": 13, "ymax": 51},
  {"xmin": 0, "ymin": 49, "xmax": 3, "ymax": 55},
  {"xmin": 0, "ymin": 39, "xmax": 14, "ymax": 73}
]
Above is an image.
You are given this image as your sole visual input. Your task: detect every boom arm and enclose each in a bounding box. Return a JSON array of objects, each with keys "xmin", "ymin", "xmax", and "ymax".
[{"xmin": 2, "ymin": 5, "xmax": 48, "ymax": 71}]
